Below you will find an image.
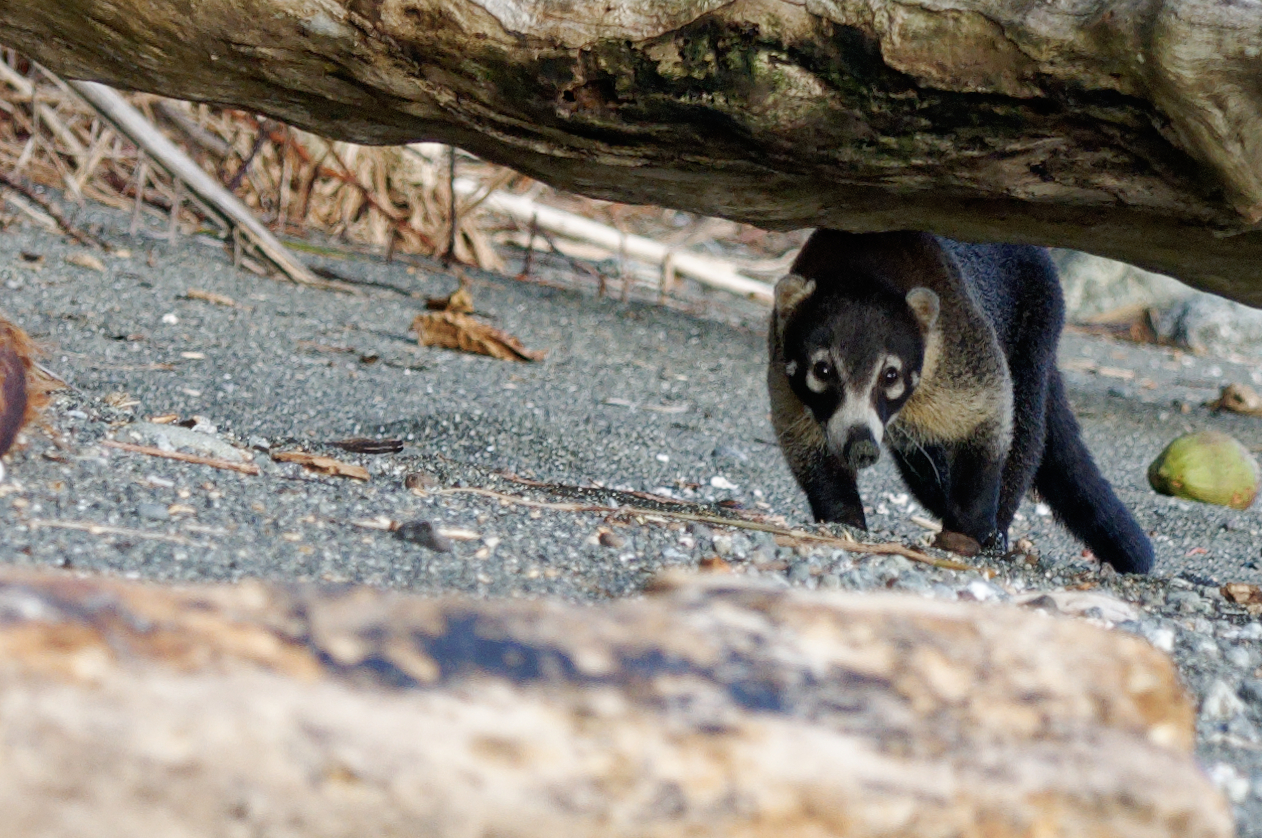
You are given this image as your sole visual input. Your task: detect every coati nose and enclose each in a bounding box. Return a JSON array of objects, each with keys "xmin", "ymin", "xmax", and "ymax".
[{"xmin": 842, "ymin": 428, "xmax": 880, "ymax": 470}]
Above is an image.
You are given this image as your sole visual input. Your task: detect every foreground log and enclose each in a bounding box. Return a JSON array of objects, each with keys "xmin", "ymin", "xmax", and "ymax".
[
  {"xmin": 3, "ymin": 0, "xmax": 1262, "ymax": 302},
  {"xmin": 0, "ymin": 568, "xmax": 1231, "ymax": 837}
]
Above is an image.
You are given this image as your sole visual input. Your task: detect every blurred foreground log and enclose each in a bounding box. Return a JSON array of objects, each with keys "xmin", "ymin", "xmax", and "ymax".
[
  {"xmin": 3, "ymin": 0, "xmax": 1262, "ymax": 302},
  {"xmin": 0, "ymin": 569, "xmax": 1231, "ymax": 837}
]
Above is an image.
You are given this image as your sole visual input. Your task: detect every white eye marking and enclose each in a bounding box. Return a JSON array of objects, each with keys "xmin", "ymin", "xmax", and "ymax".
[
  {"xmin": 877, "ymin": 354, "xmax": 909, "ymax": 400},
  {"xmin": 805, "ymin": 349, "xmax": 833, "ymax": 393},
  {"xmin": 785, "ymin": 360, "xmax": 798, "ymax": 378},
  {"xmin": 910, "ymin": 370, "xmax": 920, "ymax": 387}
]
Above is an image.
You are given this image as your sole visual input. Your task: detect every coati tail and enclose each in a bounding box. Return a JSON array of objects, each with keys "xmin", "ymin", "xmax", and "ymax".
[{"xmin": 1033, "ymin": 372, "xmax": 1154, "ymax": 573}]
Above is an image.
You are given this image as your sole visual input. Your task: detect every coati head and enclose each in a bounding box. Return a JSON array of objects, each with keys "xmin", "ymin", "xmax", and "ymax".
[{"xmin": 773, "ymin": 273, "xmax": 939, "ymax": 470}]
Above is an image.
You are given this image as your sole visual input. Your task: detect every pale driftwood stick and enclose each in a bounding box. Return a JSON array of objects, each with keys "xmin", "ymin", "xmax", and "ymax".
[
  {"xmin": 101, "ymin": 439, "xmax": 261, "ymax": 476},
  {"xmin": 166, "ymin": 175, "xmax": 183, "ymax": 239},
  {"xmin": 64, "ymin": 80, "xmax": 330, "ymax": 289},
  {"xmin": 129, "ymin": 152, "xmax": 147, "ymax": 234},
  {"xmin": 460, "ymin": 180, "xmax": 774, "ymax": 303},
  {"xmin": 25, "ymin": 518, "xmax": 199, "ymax": 545}
]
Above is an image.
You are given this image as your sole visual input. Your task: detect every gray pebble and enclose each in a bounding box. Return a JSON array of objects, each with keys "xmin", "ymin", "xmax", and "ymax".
[
  {"xmin": 712, "ymin": 534, "xmax": 734, "ymax": 557},
  {"xmin": 136, "ymin": 502, "xmax": 170, "ymax": 522},
  {"xmin": 748, "ymin": 547, "xmax": 776, "ymax": 565},
  {"xmin": 1202, "ymin": 679, "xmax": 1248, "ymax": 721},
  {"xmin": 1168, "ymin": 590, "xmax": 1205, "ymax": 613},
  {"xmin": 1240, "ymin": 679, "xmax": 1262, "ymax": 706},
  {"xmin": 1226, "ymin": 646, "xmax": 1257, "ymax": 669},
  {"xmin": 788, "ymin": 561, "xmax": 813, "ymax": 584}
]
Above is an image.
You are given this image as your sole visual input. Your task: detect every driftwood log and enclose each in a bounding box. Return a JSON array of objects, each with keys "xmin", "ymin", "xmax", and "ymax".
[
  {"xmin": 0, "ymin": 568, "xmax": 1232, "ymax": 837},
  {"xmin": 3, "ymin": 0, "xmax": 1262, "ymax": 302}
]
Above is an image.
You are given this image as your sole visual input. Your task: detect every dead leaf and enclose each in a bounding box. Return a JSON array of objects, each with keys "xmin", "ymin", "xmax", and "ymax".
[
  {"xmin": 1222, "ymin": 582, "xmax": 1262, "ymax": 606},
  {"xmin": 1208, "ymin": 383, "xmax": 1262, "ymax": 416},
  {"xmin": 933, "ymin": 530, "xmax": 982, "ymax": 557},
  {"xmin": 426, "ymin": 286, "xmax": 474, "ymax": 313},
  {"xmin": 412, "ymin": 311, "xmax": 545, "ymax": 362},
  {"xmin": 65, "ymin": 252, "xmax": 105, "ymax": 272},
  {"xmin": 272, "ymin": 451, "xmax": 370, "ymax": 480}
]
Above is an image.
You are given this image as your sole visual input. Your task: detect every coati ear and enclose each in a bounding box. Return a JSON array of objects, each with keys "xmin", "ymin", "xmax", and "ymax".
[
  {"xmin": 773, "ymin": 274, "xmax": 816, "ymax": 318},
  {"xmin": 905, "ymin": 288, "xmax": 940, "ymax": 333}
]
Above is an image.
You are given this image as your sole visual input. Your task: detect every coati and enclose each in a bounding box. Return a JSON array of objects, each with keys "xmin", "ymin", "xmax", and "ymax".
[{"xmin": 768, "ymin": 230, "xmax": 1154, "ymax": 574}]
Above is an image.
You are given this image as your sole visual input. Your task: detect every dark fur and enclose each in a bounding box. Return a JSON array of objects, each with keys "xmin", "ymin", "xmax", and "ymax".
[{"xmin": 769, "ymin": 230, "xmax": 1154, "ymax": 574}]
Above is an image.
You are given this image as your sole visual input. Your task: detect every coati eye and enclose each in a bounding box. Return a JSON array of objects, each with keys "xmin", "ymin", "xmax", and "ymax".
[
  {"xmin": 811, "ymin": 360, "xmax": 833, "ymax": 380},
  {"xmin": 881, "ymin": 366, "xmax": 900, "ymax": 387}
]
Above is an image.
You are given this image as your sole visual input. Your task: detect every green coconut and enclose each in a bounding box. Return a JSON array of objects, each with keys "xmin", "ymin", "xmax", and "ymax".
[{"xmin": 1148, "ymin": 431, "xmax": 1260, "ymax": 510}]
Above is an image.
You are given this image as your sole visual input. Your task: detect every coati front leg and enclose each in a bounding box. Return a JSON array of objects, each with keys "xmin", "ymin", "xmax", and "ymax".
[
  {"xmin": 798, "ymin": 458, "xmax": 867, "ymax": 530},
  {"xmin": 942, "ymin": 440, "xmax": 1007, "ymax": 551}
]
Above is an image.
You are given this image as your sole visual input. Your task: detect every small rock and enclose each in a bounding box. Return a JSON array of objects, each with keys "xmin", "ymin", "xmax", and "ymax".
[
  {"xmin": 598, "ymin": 531, "xmax": 625, "ymax": 549},
  {"xmin": 1208, "ymin": 763, "xmax": 1252, "ymax": 805},
  {"xmin": 1201, "ymin": 679, "xmax": 1248, "ymax": 721},
  {"xmin": 1020, "ymin": 594, "xmax": 1061, "ymax": 613},
  {"xmin": 711, "ymin": 445, "xmax": 748, "ymax": 463},
  {"xmin": 1239, "ymin": 622, "xmax": 1262, "ymax": 641},
  {"xmin": 819, "ymin": 573, "xmax": 842, "ymax": 590},
  {"xmin": 1225, "ymin": 646, "xmax": 1255, "ymax": 669},
  {"xmin": 687, "ymin": 523, "xmax": 713, "ymax": 541},
  {"xmin": 1146, "ymin": 626, "xmax": 1177, "ymax": 653},
  {"xmin": 961, "ymin": 579, "xmax": 1001, "ymax": 602},
  {"xmin": 787, "ymin": 561, "xmax": 813, "ymax": 584},
  {"xmin": 394, "ymin": 520, "xmax": 452, "ymax": 551},
  {"xmin": 1168, "ymin": 590, "xmax": 1205, "ymax": 614},
  {"xmin": 747, "ymin": 547, "xmax": 776, "ymax": 565},
  {"xmin": 712, "ymin": 534, "xmax": 734, "ymax": 557},
  {"xmin": 1226, "ymin": 714, "xmax": 1260, "ymax": 743},
  {"xmin": 404, "ymin": 472, "xmax": 438, "ymax": 491},
  {"xmin": 136, "ymin": 502, "xmax": 170, "ymax": 522},
  {"xmin": 1238, "ymin": 679, "xmax": 1262, "ymax": 706}
]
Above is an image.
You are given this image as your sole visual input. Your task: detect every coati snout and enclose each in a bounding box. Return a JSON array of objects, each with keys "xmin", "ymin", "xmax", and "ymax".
[{"xmin": 774, "ymin": 274, "xmax": 939, "ymax": 472}]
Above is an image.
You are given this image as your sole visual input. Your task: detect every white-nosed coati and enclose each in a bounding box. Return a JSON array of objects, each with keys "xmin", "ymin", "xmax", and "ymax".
[{"xmin": 768, "ymin": 230, "xmax": 1154, "ymax": 574}]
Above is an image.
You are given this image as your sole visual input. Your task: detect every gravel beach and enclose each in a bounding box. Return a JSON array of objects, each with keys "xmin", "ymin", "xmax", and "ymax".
[{"xmin": 3, "ymin": 202, "xmax": 1262, "ymax": 833}]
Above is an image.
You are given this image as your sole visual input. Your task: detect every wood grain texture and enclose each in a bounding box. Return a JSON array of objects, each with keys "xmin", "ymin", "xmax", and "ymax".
[
  {"xmin": 3, "ymin": 0, "xmax": 1262, "ymax": 300},
  {"xmin": 0, "ymin": 568, "xmax": 1232, "ymax": 837}
]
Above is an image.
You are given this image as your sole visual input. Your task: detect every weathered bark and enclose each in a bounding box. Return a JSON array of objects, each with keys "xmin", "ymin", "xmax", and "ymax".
[
  {"xmin": 0, "ymin": 568, "xmax": 1232, "ymax": 837},
  {"xmin": 4, "ymin": 0, "xmax": 1262, "ymax": 302}
]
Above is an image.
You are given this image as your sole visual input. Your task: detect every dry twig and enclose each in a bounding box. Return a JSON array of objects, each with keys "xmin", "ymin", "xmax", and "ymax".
[
  {"xmin": 101, "ymin": 439, "xmax": 261, "ymax": 475},
  {"xmin": 433, "ymin": 486, "xmax": 969, "ymax": 570}
]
